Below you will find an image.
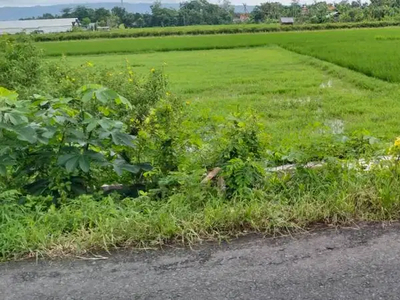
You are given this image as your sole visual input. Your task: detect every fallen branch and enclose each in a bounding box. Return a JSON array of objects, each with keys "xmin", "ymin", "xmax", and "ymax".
[{"xmin": 201, "ymin": 167, "xmax": 222, "ymax": 184}]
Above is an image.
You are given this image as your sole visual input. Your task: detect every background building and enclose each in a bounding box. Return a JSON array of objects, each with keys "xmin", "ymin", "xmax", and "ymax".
[{"xmin": 0, "ymin": 18, "xmax": 78, "ymax": 34}]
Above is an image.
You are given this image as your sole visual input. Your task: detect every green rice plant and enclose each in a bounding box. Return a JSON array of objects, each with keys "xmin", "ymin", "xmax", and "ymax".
[
  {"xmin": 39, "ymin": 27, "xmax": 400, "ymax": 84},
  {"xmin": 29, "ymin": 21, "xmax": 400, "ymax": 42}
]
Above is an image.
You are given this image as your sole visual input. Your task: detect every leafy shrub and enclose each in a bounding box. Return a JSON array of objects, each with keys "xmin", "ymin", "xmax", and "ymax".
[
  {"xmin": 0, "ymin": 37, "xmax": 44, "ymax": 97},
  {"xmin": 222, "ymin": 158, "xmax": 265, "ymax": 197},
  {"xmin": 217, "ymin": 112, "xmax": 267, "ymax": 164},
  {"xmin": 45, "ymin": 60, "xmax": 167, "ymax": 128},
  {"xmin": 139, "ymin": 96, "xmax": 188, "ymax": 174},
  {"xmin": 0, "ymin": 85, "xmax": 150, "ymax": 202},
  {"xmin": 0, "ymin": 38, "xmax": 175, "ymax": 204},
  {"xmin": 182, "ymin": 112, "xmax": 269, "ymax": 197},
  {"xmin": 270, "ymin": 128, "xmax": 381, "ymax": 165}
]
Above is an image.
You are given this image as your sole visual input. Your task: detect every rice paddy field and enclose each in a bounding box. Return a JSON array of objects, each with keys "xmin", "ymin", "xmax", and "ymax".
[
  {"xmin": 42, "ymin": 27, "xmax": 400, "ymax": 83},
  {"xmin": 45, "ymin": 26, "xmax": 400, "ymax": 147}
]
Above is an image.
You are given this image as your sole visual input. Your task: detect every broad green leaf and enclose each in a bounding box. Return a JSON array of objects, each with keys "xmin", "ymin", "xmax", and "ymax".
[
  {"xmin": 0, "ymin": 165, "xmax": 6, "ymax": 176},
  {"xmin": 136, "ymin": 162, "xmax": 153, "ymax": 172},
  {"xmin": 85, "ymin": 151, "xmax": 106, "ymax": 162},
  {"xmin": 58, "ymin": 154, "xmax": 76, "ymax": 165},
  {"xmin": 79, "ymin": 155, "xmax": 90, "ymax": 173},
  {"xmin": 113, "ymin": 159, "xmax": 140, "ymax": 176},
  {"xmin": 95, "ymin": 88, "xmax": 119, "ymax": 105},
  {"xmin": 79, "ymin": 84, "xmax": 102, "ymax": 93},
  {"xmin": 65, "ymin": 156, "xmax": 80, "ymax": 173},
  {"xmin": 0, "ymin": 87, "xmax": 18, "ymax": 102},
  {"xmin": 115, "ymin": 95, "xmax": 132, "ymax": 109},
  {"xmin": 98, "ymin": 118, "xmax": 115, "ymax": 130},
  {"xmin": 0, "ymin": 155, "xmax": 16, "ymax": 166},
  {"xmin": 86, "ymin": 120, "xmax": 98, "ymax": 133},
  {"xmin": 24, "ymin": 179, "xmax": 49, "ymax": 196},
  {"xmin": 98, "ymin": 130, "xmax": 111, "ymax": 139},
  {"xmin": 121, "ymin": 164, "xmax": 140, "ymax": 174},
  {"xmin": 32, "ymin": 94, "xmax": 45, "ymax": 100},
  {"xmin": 98, "ymin": 106, "xmax": 111, "ymax": 116},
  {"xmin": 6, "ymin": 112, "xmax": 28, "ymax": 125},
  {"xmin": 111, "ymin": 131, "xmax": 136, "ymax": 147},
  {"xmin": 59, "ymin": 153, "xmax": 91, "ymax": 173},
  {"xmin": 66, "ymin": 128, "xmax": 85, "ymax": 140},
  {"xmin": 55, "ymin": 116, "xmax": 66, "ymax": 124},
  {"xmin": 0, "ymin": 123, "xmax": 11, "ymax": 131},
  {"xmin": 113, "ymin": 159, "xmax": 151, "ymax": 176},
  {"xmin": 42, "ymin": 127, "xmax": 57, "ymax": 139},
  {"xmin": 15, "ymin": 126, "xmax": 37, "ymax": 144},
  {"xmin": 79, "ymin": 84, "xmax": 102, "ymax": 103},
  {"xmin": 81, "ymin": 90, "xmax": 94, "ymax": 103},
  {"xmin": 36, "ymin": 135, "xmax": 49, "ymax": 145},
  {"xmin": 86, "ymin": 151, "xmax": 109, "ymax": 167}
]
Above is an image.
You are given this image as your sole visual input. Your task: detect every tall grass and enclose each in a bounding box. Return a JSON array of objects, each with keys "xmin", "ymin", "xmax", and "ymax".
[{"xmin": 2, "ymin": 165, "xmax": 400, "ymax": 260}]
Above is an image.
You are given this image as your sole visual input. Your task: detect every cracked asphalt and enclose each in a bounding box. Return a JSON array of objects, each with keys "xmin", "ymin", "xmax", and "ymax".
[{"xmin": 1, "ymin": 224, "xmax": 400, "ymax": 300}]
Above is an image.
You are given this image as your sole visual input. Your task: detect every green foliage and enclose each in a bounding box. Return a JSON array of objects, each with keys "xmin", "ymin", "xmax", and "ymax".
[
  {"xmin": 222, "ymin": 158, "xmax": 265, "ymax": 197},
  {"xmin": 0, "ymin": 37, "xmax": 173, "ymax": 203},
  {"xmin": 4, "ymin": 30, "xmax": 400, "ymax": 262},
  {"xmin": 0, "ymin": 190, "xmax": 20, "ymax": 204},
  {"xmin": 32, "ymin": 21, "xmax": 400, "ymax": 43},
  {"xmin": 139, "ymin": 96, "xmax": 187, "ymax": 174},
  {"xmin": 0, "ymin": 37, "xmax": 44, "ymax": 97},
  {"xmin": 4, "ymin": 161, "xmax": 400, "ymax": 260},
  {"xmin": 271, "ymin": 130, "xmax": 382, "ymax": 165},
  {"xmin": 0, "ymin": 85, "xmax": 146, "ymax": 200},
  {"xmin": 217, "ymin": 113, "xmax": 267, "ymax": 164},
  {"xmin": 212, "ymin": 113, "xmax": 268, "ymax": 196},
  {"xmin": 45, "ymin": 59, "xmax": 167, "ymax": 126}
]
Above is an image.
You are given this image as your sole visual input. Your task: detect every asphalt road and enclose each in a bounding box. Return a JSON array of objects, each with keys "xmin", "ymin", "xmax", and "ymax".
[{"xmin": 1, "ymin": 224, "xmax": 400, "ymax": 300}]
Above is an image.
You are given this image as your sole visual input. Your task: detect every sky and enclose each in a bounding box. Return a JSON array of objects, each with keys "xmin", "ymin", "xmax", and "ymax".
[{"xmin": 0, "ymin": 0, "xmax": 299, "ymax": 7}]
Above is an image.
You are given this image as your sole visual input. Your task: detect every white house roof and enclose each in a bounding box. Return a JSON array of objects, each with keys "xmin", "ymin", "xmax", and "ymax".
[
  {"xmin": 0, "ymin": 18, "xmax": 77, "ymax": 30},
  {"xmin": 280, "ymin": 17, "xmax": 294, "ymax": 23}
]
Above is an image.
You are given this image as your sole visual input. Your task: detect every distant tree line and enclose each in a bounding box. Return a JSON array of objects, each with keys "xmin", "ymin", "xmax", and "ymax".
[
  {"xmin": 252, "ymin": 0, "xmax": 400, "ymax": 24},
  {"xmin": 20, "ymin": 0, "xmax": 234, "ymax": 28},
  {"xmin": 20, "ymin": 0, "xmax": 400, "ymax": 28}
]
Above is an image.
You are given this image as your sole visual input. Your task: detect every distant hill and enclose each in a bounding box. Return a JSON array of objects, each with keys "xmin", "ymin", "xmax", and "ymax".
[{"xmin": 0, "ymin": 2, "xmax": 254, "ymax": 21}]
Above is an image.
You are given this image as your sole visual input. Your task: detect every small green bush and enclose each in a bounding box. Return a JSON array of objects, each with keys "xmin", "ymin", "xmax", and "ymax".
[{"xmin": 0, "ymin": 37, "xmax": 44, "ymax": 97}]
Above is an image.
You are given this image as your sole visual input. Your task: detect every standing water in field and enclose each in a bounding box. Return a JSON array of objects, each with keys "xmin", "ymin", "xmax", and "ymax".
[
  {"xmin": 319, "ymin": 80, "xmax": 333, "ymax": 89},
  {"xmin": 325, "ymin": 119, "xmax": 345, "ymax": 135}
]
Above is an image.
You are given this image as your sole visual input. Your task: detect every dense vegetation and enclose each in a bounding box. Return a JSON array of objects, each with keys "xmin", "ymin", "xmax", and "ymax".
[
  {"xmin": 30, "ymin": 21, "xmax": 400, "ymax": 42},
  {"xmin": 3, "ymin": 36, "xmax": 400, "ymax": 261},
  {"xmin": 22, "ymin": 0, "xmax": 400, "ymax": 29}
]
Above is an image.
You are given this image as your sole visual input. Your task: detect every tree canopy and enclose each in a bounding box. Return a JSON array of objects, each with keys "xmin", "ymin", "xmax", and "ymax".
[{"xmin": 20, "ymin": 0, "xmax": 400, "ymax": 27}]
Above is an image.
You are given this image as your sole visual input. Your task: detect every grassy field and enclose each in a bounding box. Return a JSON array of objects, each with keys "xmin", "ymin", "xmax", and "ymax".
[
  {"xmin": 41, "ymin": 27, "xmax": 400, "ymax": 83},
  {"xmin": 59, "ymin": 46, "xmax": 400, "ymax": 148}
]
